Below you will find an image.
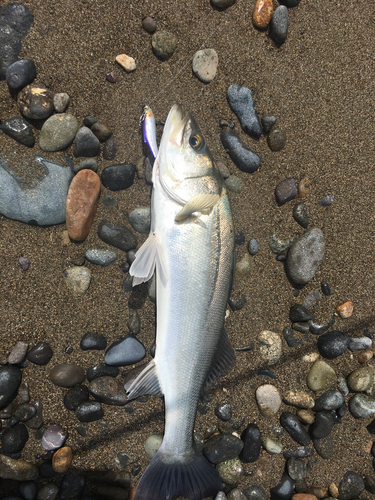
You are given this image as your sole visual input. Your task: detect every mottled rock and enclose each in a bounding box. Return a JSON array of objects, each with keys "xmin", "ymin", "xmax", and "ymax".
[
  {"xmin": 8, "ymin": 341, "xmax": 28, "ymax": 364},
  {"xmin": 286, "ymin": 228, "xmax": 325, "ymax": 285},
  {"xmin": 336, "ymin": 301, "xmax": 353, "ymax": 319},
  {"xmin": 0, "ymin": 116, "xmax": 35, "ymax": 147},
  {"xmin": 317, "ymin": 331, "xmax": 350, "ymax": 359},
  {"xmin": 116, "ymin": 54, "xmax": 136, "ymax": 72},
  {"xmin": 192, "ymin": 49, "xmax": 218, "ymax": 83},
  {"xmin": 267, "ymin": 128, "xmax": 286, "ymax": 151},
  {"xmin": 283, "ymin": 390, "xmax": 314, "ymax": 410},
  {"xmin": 39, "ymin": 113, "xmax": 79, "ymax": 152},
  {"xmin": 53, "ymin": 92, "xmax": 70, "ymax": 112},
  {"xmin": 63, "ymin": 267, "xmax": 91, "ymax": 295},
  {"xmin": 252, "ymin": 0, "xmax": 273, "ymax": 29},
  {"xmin": 17, "ymin": 85, "xmax": 54, "ymax": 120},
  {"xmin": 89, "ymin": 376, "xmax": 127, "ymax": 406},
  {"xmin": 226, "ymin": 84, "xmax": 262, "ymax": 139},
  {"xmin": 151, "ymin": 31, "xmax": 177, "ymax": 60},
  {"xmin": 258, "ymin": 330, "xmax": 282, "ymax": 366},
  {"xmin": 255, "ymin": 384, "xmax": 281, "ymax": 417},
  {"xmin": 275, "ymin": 178, "xmax": 297, "ymax": 205},
  {"xmin": 216, "ymin": 457, "xmax": 243, "ymax": 485}
]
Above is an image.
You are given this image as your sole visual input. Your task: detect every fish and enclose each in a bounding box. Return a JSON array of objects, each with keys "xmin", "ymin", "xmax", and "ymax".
[
  {"xmin": 141, "ymin": 105, "xmax": 159, "ymax": 160},
  {"xmin": 126, "ymin": 104, "xmax": 235, "ymax": 500}
]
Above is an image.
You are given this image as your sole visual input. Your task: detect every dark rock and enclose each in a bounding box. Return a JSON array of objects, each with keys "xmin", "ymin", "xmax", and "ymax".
[
  {"xmin": 105, "ymin": 335, "xmax": 146, "ymax": 367},
  {"xmin": 17, "ymin": 85, "xmax": 54, "ymax": 120},
  {"xmin": 128, "ymin": 282, "xmax": 148, "ymax": 309},
  {"xmin": 101, "ymin": 163, "xmax": 136, "ymax": 191},
  {"xmin": 203, "ymin": 433, "xmax": 243, "ymax": 464},
  {"xmin": 83, "ymin": 116, "xmax": 97, "ymax": 127},
  {"xmin": 267, "ymin": 128, "xmax": 286, "ymax": 151},
  {"xmin": 228, "ymin": 295, "xmax": 246, "ymax": 311},
  {"xmin": 309, "ymin": 316, "xmax": 335, "ymax": 335},
  {"xmin": 80, "ymin": 332, "xmax": 107, "ymax": 351},
  {"xmin": 293, "ymin": 203, "xmax": 308, "ymax": 229},
  {"xmin": 86, "ymin": 363, "xmax": 120, "ymax": 382},
  {"xmin": 49, "ymin": 363, "xmax": 85, "ymax": 387},
  {"xmin": 63, "ymin": 385, "xmax": 90, "ymax": 411},
  {"xmin": 220, "ymin": 130, "xmax": 260, "ymax": 173},
  {"xmin": 18, "ymin": 481, "xmax": 37, "ymax": 500},
  {"xmin": 27, "ymin": 342, "xmax": 53, "ymax": 365},
  {"xmin": 6, "ymin": 59, "xmax": 36, "ymax": 91},
  {"xmin": 74, "ymin": 127, "xmax": 100, "ymax": 157},
  {"xmin": 279, "ymin": 0, "xmax": 301, "ymax": 7},
  {"xmin": 235, "ymin": 231, "xmax": 245, "ymax": 245},
  {"xmin": 292, "ymin": 322, "xmax": 310, "ymax": 335},
  {"xmin": 142, "ymin": 16, "xmax": 156, "ymax": 33},
  {"xmin": 313, "ymin": 435, "xmax": 334, "ymax": 459},
  {"xmin": 215, "ymin": 402, "xmax": 232, "ymax": 421},
  {"xmin": 289, "ymin": 304, "xmax": 313, "ymax": 323},
  {"xmin": 270, "ymin": 471, "xmax": 295, "ymax": 500},
  {"xmin": 97, "ymin": 220, "xmax": 138, "ymax": 252},
  {"xmin": 243, "ymin": 485, "xmax": 268, "ymax": 500},
  {"xmin": 240, "ymin": 423, "xmax": 261, "ymax": 463},
  {"xmin": 318, "ymin": 194, "xmax": 335, "ymax": 207},
  {"xmin": 75, "ymin": 401, "xmax": 104, "ymax": 422},
  {"xmin": 364, "ymin": 475, "xmax": 375, "ymax": 494},
  {"xmin": 314, "ymin": 390, "xmax": 344, "ymax": 411},
  {"xmin": 91, "ymin": 122, "xmax": 112, "ymax": 142},
  {"xmin": 275, "ymin": 178, "xmax": 297, "ymax": 205},
  {"xmin": 0, "ymin": 116, "xmax": 35, "ymax": 147},
  {"xmin": 283, "ymin": 328, "xmax": 302, "ymax": 348},
  {"xmin": 103, "ymin": 136, "xmax": 117, "ymax": 160},
  {"xmin": 261, "ymin": 114, "xmax": 276, "ymax": 134},
  {"xmin": 59, "ymin": 471, "xmax": 86, "ymax": 500},
  {"xmin": 338, "ymin": 471, "xmax": 365, "ymax": 500},
  {"xmin": 14, "ymin": 403, "xmax": 36, "ymax": 422},
  {"xmin": 1, "ymin": 423, "xmax": 29, "ymax": 454},
  {"xmin": 336, "ymin": 402, "xmax": 347, "ymax": 421},
  {"xmin": 88, "ymin": 376, "xmax": 128, "ymax": 405},
  {"xmin": 317, "ymin": 331, "xmax": 350, "ymax": 359},
  {"xmin": 311, "ymin": 411, "xmax": 335, "ymax": 439},
  {"xmin": 25, "ymin": 401, "xmax": 43, "ymax": 429},
  {"xmin": 226, "ymin": 84, "xmax": 262, "ymax": 139},
  {"xmin": 280, "ymin": 412, "xmax": 310, "ymax": 446},
  {"xmin": 321, "ymin": 281, "xmax": 331, "ymax": 295},
  {"xmin": 283, "ymin": 447, "xmax": 314, "ymax": 460},
  {"xmin": 0, "ymin": 366, "xmax": 22, "ymax": 410},
  {"xmin": 270, "ymin": 6, "xmax": 288, "ymax": 45}
]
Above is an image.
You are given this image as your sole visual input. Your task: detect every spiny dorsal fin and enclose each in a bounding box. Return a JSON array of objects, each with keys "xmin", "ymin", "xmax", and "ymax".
[
  {"xmin": 124, "ymin": 360, "xmax": 163, "ymax": 400},
  {"xmin": 175, "ymin": 193, "xmax": 220, "ymax": 222}
]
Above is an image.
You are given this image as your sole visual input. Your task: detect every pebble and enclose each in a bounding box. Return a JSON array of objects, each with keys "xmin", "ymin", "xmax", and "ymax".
[
  {"xmin": 258, "ymin": 330, "xmax": 282, "ymax": 366},
  {"xmin": 14, "ymin": 403, "xmax": 36, "ymax": 422},
  {"xmin": 307, "ymin": 360, "xmax": 337, "ymax": 392},
  {"xmin": 83, "ymin": 116, "xmax": 97, "ymax": 127},
  {"xmin": 85, "ymin": 248, "xmax": 117, "ymax": 266},
  {"xmin": 221, "ymin": 130, "xmax": 261, "ymax": 173},
  {"xmin": 349, "ymin": 393, "xmax": 375, "ymax": 418},
  {"xmin": 235, "ymin": 231, "xmax": 245, "ymax": 245},
  {"xmin": 80, "ymin": 332, "xmax": 107, "ymax": 351},
  {"xmin": 8, "ymin": 341, "xmax": 28, "ymax": 365},
  {"xmin": 270, "ymin": 5, "xmax": 288, "ymax": 45},
  {"xmin": 270, "ymin": 472, "xmax": 296, "ymax": 500},
  {"xmin": 49, "ymin": 363, "xmax": 85, "ymax": 388},
  {"xmin": 287, "ymin": 458, "xmax": 306, "ymax": 481},
  {"xmin": 286, "ymin": 228, "xmax": 325, "ymax": 285},
  {"xmin": 103, "ymin": 136, "xmax": 117, "ymax": 160},
  {"xmin": 302, "ymin": 353, "xmax": 319, "ymax": 363},
  {"xmin": 53, "ymin": 92, "xmax": 70, "ymax": 112},
  {"xmin": 349, "ymin": 336, "xmax": 372, "ymax": 351},
  {"xmin": 303, "ymin": 290, "xmax": 321, "ymax": 309},
  {"xmin": 296, "ymin": 409, "xmax": 315, "ymax": 425},
  {"xmin": 0, "ymin": 116, "xmax": 35, "ymax": 147},
  {"xmin": 283, "ymin": 328, "xmax": 302, "ymax": 347},
  {"xmin": 6, "ymin": 59, "xmax": 36, "ymax": 91},
  {"xmin": 283, "ymin": 391, "xmax": 314, "ymax": 410},
  {"xmin": 262, "ymin": 436, "xmax": 283, "ymax": 454},
  {"xmin": 63, "ymin": 267, "xmax": 91, "ymax": 295},
  {"xmin": 292, "ymin": 322, "xmax": 310, "ymax": 335},
  {"xmin": 105, "ymin": 335, "xmax": 146, "ymax": 366},
  {"xmin": 338, "ymin": 471, "xmax": 365, "ymax": 500},
  {"xmin": 52, "ymin": 447, "xmax": 72, "ymax": 474},
  {"xmin": 18, "ymin": 481, "xmax": 37, "ymax": 500},
  {"xmin": 227, "ymin": 489, "xmax": 247, "ymax": 500},
  {"xmin": 309, "ymin": 316, "xmax": 335, "ymax": 335},
  {"xmin": 0, "ymin": 454, "xmax": 38, "ymax": 481},
  {"xmin": 275, "ymin": 178, "xmax": 297, "ymax": 206},
  {"xmin": 255, "ymin": 384, "xmax": 281, "ymax": 417},
  {"xmin": 0, "ymin": 156, "xmax": 74, "ymax": 225},
  {"xmin": 248, "ymin": 238, "xmax": 259, "ymax": 256},
  {"xmin": 17, "ymin": 85, "xmax": 54, "ymax": 120},
  {"xmin": 215, "ymin": 402, "xmax": 232, "ymax": 421},
  {"xmin": 203, "ymin": 433, "xmax": 243, "ymax": 464},
  {"xmin": 88, "ymin": 376, "xmax": 127, "ymax": 405},
  {"xmin": 151, "ymin": 31, "xmax": 177, "ymax": 60},
  {"xmin": 144, "ymin": 434, "xmax": 163, "ymax": 460},
  {"xmin": 318, "ymin": 194, "xmax": 334, "ymax": 207},
  {"xmin": 116, "ymin": 54, "xmax": 136, "ymax": 72},
  {"xmin": 252, "ymin": 0, "xmax": 273, "ymax": 29},
  {"xmin": 320, "ymin": 281, "xmax": 331, "ymax": 296},
  {"xmin": 1, "ymin": 423, "xmax": 29, "ymax": 454},
  {"xmin": 0, "ymin": 366, "xmax": 22, "ymax": 410},
  {"xmin": 115, "ymin": 451, "xmax": 131, "ymax": 468},
  {"xmin": 59, "ymin": 471, "xmax": 86, "ymax": 499},
  {"xmin": 336, "ymin": 301, "xmax": 353, "ymax": 319},
  {"xmin": 292, "ymin": 496, "xmax": 317, "ymax": 500},
  {"xmin": 39, "ymin": 113, "xmax": 79, "ymax": 151},
  {"xmin": 101, "ymin": 163, "xmax": 136, "ymax": 191},
  {"xmin": 283, "ymin": 447, "xmax": 314, "ymax": 460},
  {"xmin": 18, "ymin": 256, "xmax": 29, "ymax": 271},
  {"xmin": 235, "ymin": 253, "xmax": 252, "ymax": 277},
  {"xmin": 280, "ymin": 412, "xmax": 311, "ymax": 446},
  {"xmin": 289, "ymin": 304, "xmax": 313, "ymax": 323},
  {"xmin": 128, "ymin": 207, "xmax": 151, "ymax": 234},
  {"xmin": 26, "ymin": 342, "xmax": 53, "ymax": 365},
  {"xmin": 41, "ymin": 424, "xmax": 67, "ymax": 451},
  {"xmin": 73, "ymin": 159, "xmax": 98, "ymax": 175},
  {"xmin": 242, "ymin": 485, "xmax": 268, "ymax": 500},
  {"xmin": 142, "ymin": 16, "xmax": 156, "ymax": 33},
  {"xmin": 106, "ymin": 70, "xmax": 118, "ymax": 83},
  {"xmin": 240, "ymin": 424, "xmax": 261, "ymax": 463},
  {"xmin": 226, "ymin": 84, "xmax": 262, "ymax": 139},
  {"xmin": 87, "ymin": 364, "xmax": 120, "ymax": 383},
  {"xmin": 293, "ymin": 203, "xmax": 308, "ymax": 229},
  {"xmin": 228, "ymin": 295, "xmax": 246, "ymax": 311},
  {"xmin": 216, "ymin": 457, "xmax": 242, "ymax": 485},
  {"xmin": 357, "ymin": 350, "xmax": 373, "ymax": 363},
  {"xmin": 314, "ymin": 435, "xmax": 334, "ymax": 460},
  {"xmin": 74, "ymin": 127, "xmax": 100, "ymax": 157},
  {"xmin": 211, "ymin": 0, "xmax": 236, "ymax": 8},
  {"xmin": 127, "ymin": 308, "xmax": 141, "ymax": 334},
  {"xmin": 314, "ymin": 390, "xmax": 344, "ymax": 411},
  {"xmin": 91, "ymin": 122, "xmax": 112, "ymax": 142},
  {"xmin": 192, "ymin": 49, "xmax": 218, "ymax": 83},
  {"xmin": 337, "ymin": 375, "xmax": 349, "ymax": 397},
  {"xmin": 75, "ymin": 401, "xmax": 104, "ymax": 422},
  {"xmin": 63, "ymin": 385, "xmax": 89, "ymax": 411},
  {"xmin": 217, "ymin": 162, "xmax": 231, "ymax": 179},
  {"xmin": 225, "ymin": 175, "xmax": 244, "ymax": 193},
  {"xmin": 311, "ymin": 411, "xmax": 335, "ymax": 439},
  {"xmin": 317, "ymin": 331, "xmax": 349, "ymax": 359},
  {"xmin": 280, "ymin": 0, "xmax": 301, "ymax": 6},
  {"xmin": 147, "ymin": 274, "xmax": 156, "ymax": 302},
  {"xmin": 347, "ymin": 366, "xmax": 375, "ymax": 392},
  {"xmin": 25, "ymin": 401, "xmax": 43, "ymax": 429},
  {"xmin": 364, "ymin": 475, "xmax": 375, "ymax": 494},
  {"xmin": 267, "ymin": 128, "xmax": 286, "ymax": 151}
]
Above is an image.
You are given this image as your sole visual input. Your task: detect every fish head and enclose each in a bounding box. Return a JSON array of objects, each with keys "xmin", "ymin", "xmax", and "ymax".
[{"xmin": 156, "ymin": 104, "xmax": 223, "ymax": 214}]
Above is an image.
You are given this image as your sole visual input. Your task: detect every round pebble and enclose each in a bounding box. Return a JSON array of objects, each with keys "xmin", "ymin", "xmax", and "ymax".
[
  {"xmin": 203, "ymin": 433, "xmax": 243, "ymax": 464},
  {"xmin": 235, "ymin": 253, "xmax": 252, "ymax": 277},
  {"xmin": 258, "ymin": 330, "xmax": 282, "ymax": 366},
  {"xmin": 91, "ymin": 122, "xmax": 112, "ymax": 142},
  {"xmin": 192, "ymin": 49, "xmax": 218, "ymax": 83},
  {"xmin": 215, "ymin": 402, "xmax": 232, "ymax": 421},
  {"xmin": 17, "ymin": 85, "xmax": 54, "ymax": 120},
  {"xmin": 80, "ymin": 332, "xmax": 107, "ymax": 351},
  {"xmin": 53, "ymin": 92, "xmax": 70, "ymax": 112},
  {"xmin": 349, "ymin": 336, "xmax": 372, "ymax": 351},
  {"xmin": 105, "ymin": 335, "xmax": 146, "ymax": 366},
  {"xmin": 27, "ymin": 342, "xmax": 53, "ymax": 365},
  {"xmin": 252, "ymin": 0, "xmax": 273, "ymax": 29},
  {"xmin": 267, "ymin": 128, "xmax": 286, "ymax": 151},
  {"xmin": 347, "ymin": 366, "xmax": 375, "ymax": 393},
  {"xmin": 349, "ymin": 393, "xmax": 375, "ymax": 418},
  {"xmin": 103, "ymin": 136, "xmax": 117, "ymax": 160},
  {"xmin": 106, "ymin": 70, "xmax": 118, "ymax": 83},
  {"xmin": 318, "ymin": 194, "xmax": 335, "ymax": 207},
  {"xmin": 85, "ymin": 248, "xmax": 117, "ymax": 266},
  {"xmin": 270, "ymin": 472, "xmax": 296, "ymax": 500},
  {"xmin": 142, "ymin": 16, "xmax": 156, "ymax": 33},
  {"xmin": 216, "ymin": 457, "xmax": 242, "ymax": 485},
  {"xmin": 8, "ymin": 340, "xmax": 28, "ymax": 365},
  {"xmin": 338, "ymin": 471, "xmax": 365, "ymax": 500},
  {"xmin": 63, "ymin": 267, "xmax": 91, "ymax": 295},
  {"xmin": 336, "ymin": 301, "xmax": 353, "ymax": 319},
  {"xmin": 18, "ymin": 481, "xmax": 37, "ymax": 500},
  {"xmin": 307, "ymin": 360, "xmax": 337, "ymax": 392},
  {"xmin": 211, "ymin": 0, "xmax": 236, "ymax": 8},
  {"xmin": 286, "ymin": 228, "xmax": 325, "ymax": 285},
  {"xmin": 41, "ymin": 424, "xmax": 67, "ymax": 451},
  {"xmin": 2, "ymin": 423, "xmax": 29, "ymax": 454},
  {"xmin": 14, "ymin": 403, "xmax": 36, "ymax": 422},
  {"xmin": 49, "ymin": 363, "xmax": 85, "ymax": 388},
  {"xmin": 73, "ymin": 159, "xmax": 98, "ymax": 174},
  {"xmin": 261, "ymin": 114, "xmax": 276, "ymax": 133},
  {"xmin": 128, "ymin": 207, "xmax": 151, "ymax": 234},
  {"xmin": 101, "ymin": 163, "xmax": 136, "ymax": 191},
  {"xmin": 314, "ymin": 390, "xmax": 344, "ymax": 411},
  {"xmin": 225, "ymin": 175, "xmax": 244, "ymax": 193},
  {"xmin": 6, "ymin": 59, "xmax": 36, "ymax": 91},
  {"xmin": 317, "ymin": 331, "xmax": 350, "ymax": 359},
  {"xmin": 248, "ymin": 238, "xmax": 259, "ymax": 256},
  {"xmin": 255, "ymin": 384, "xmax": 281, "ymax": 417},
  {"xmin": 39, "ymin": 113, "xmax": 79, "ymax": 152},
  {"xmin": 293, "ymin": 203, "xmax": 309, "ymax": 229},
  {"xmin": 144, "ymin": 434, "xmax": 163, "ymax": 459},
  {"xmin": 275, "ymin": 178, "xmax": 297, "ymax": 206},
  {"xmin": 151, "ymin": 31, "xmax": 177, "ymax": 60}
]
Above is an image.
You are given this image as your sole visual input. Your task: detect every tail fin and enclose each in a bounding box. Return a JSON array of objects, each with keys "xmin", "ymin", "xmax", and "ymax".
[{"xmin": 134, "ymin": 448, "xmax": 222, "ymax": 500}]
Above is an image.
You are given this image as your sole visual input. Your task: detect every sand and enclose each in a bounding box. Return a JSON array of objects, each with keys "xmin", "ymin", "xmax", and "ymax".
[{"xmin": 0, "ymin": 0, "xmax": 375, "ymax": 497}]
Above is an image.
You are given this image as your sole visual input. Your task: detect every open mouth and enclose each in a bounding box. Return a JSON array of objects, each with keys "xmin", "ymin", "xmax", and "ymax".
[{"xmin": 164, "ymin": 104, "xmax": 190, "ymax": 147}]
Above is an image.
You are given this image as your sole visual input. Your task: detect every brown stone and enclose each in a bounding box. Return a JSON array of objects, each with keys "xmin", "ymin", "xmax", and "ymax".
[
  {"xmin": 52, "ymin": 446, "xmax": 73, "ymax": 473},
  {"xmin": 253, "ymin": 0, "xmax": 273, "ymax": 29},
  {"xmin": 17, "ymin": 85, "xmax": 54, "ymax": 120},
  {"xmin": 0, "ymin": 454, "xmax": 38, "ymax": 480},
  {"xmin": 283, "ymin": 390, "xmax": 315, "ymax": 409},
  {"xmin": 292, "ymin": 495, "xmax": 318, "ymax": 500},
  {"xmin": 298, "ymin": 176, "xmax": 311, "ymax": 198},
  {"xmin": 296, "ymin": 409, "xmax": 315, "ymax": 425},
  {"xmin": 328, "ymin": 482, "xmax": 339, "ymax": 497},
  {"xmin": 336, "ymin": 301, "xmax": 353, "ymax": 318},
  {"xmin": 357, "ymin": 350, "xmax": 373, "ymax": 363},
  {"xmin": 66, "ymin": 169, "xmax": 101, "ymax": 241}
]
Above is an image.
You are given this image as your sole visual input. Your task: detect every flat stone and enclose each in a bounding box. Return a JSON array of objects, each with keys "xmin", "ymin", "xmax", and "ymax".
[
  {"xmin": 27, "ymin": 341, "xmax": 53, "ymax": 365},
  {"xmin": 283, "ymin": 390, "xmax": 314, "ymax": 409},
  {"xmin": 75, "ymin": 401, "xmax": 104, "ymax": 422},
  {"xmin": 7, "ymin": 341, "xmax": 28, "ymax": 364},
  {"xmin": 74, "ymin": 127, "xmax": 100, "ymax": 157},
  {"xmin": 258, "ymin": 330, "xmax": 282, "ymax": 366},
  {"xmin": 101, "ymin": 163, "xmax": 136, "ymax": 191},
  {"xmin": 17, "ymin": 85, "xmax": 54, "ymax": 120},
  {"xmin": 6, "ymin": 58, "xmax": 36, "ymax": 91},
  {"xmin": 270, "ymin": 5, "xmax": 288, "ymax": 45},
  {"xmin": 98, "ymin": 220, "xmax": 138, "ymax": 252},
  {"xmin": 116, "ymin": 54, "xmax": 136, "ymax": 72},
  {"xmin": 0, "ymin": 155, "xmax": 73, "ymax": 226},
  {"xmin": 14, "ymin": 403, "xmax": 36, "ymax": 422},
  {"xmin": 39, "ymin": 113, "xmax": 79, "ymax": 152},
  {"xmin": 49, "ymin": 363, "xmax": 85, "ymax": 388},
  {"xmin": 226, "ymin": 84, "xmax": 262, "ymax": 139},
  {"xmin": 42, "ymin": 424, "xmax": 67, "ymax": 451},
  {"xmin": 0, "ymin": 366, "xmax": 22, "ymax": 410},
  {"xmin": 307, "ymin": 360, "xmax": 337, "ymax": 392},
  {"xmin": 63, "ymin": 266, "xmax": 91, "ymax": 295},
  {"xmin": 275, "ymin": 178, "xmax": 297, "ymax": 205},
  {"xmin": 151, "ymin": 30, "xmax": 177, "ymax": 60},
  {"xmin": 80, "ymin": 332, "xmax": 107, "ymax": 351},
  {"xmin": 88, "ymin": 376, "xmax": 128, "ymax": 405},
  {"xmin": 105, "ymin": 335, "xmax": 146, "ymax": 367},
  {"xmin": 0, "ymin": 454, "xmax": 38, "ymax": 481},
  {"xmin": 128, "ymin": 207, "xmax": 151, "ymax": 234},
  {"xmin": 253, "ymin": 0, "xmax": 273, "ymax": 29},
  {"xmin": 255, "ymin": 384, "xmax": 281, "ymax": 417},
  {"xmin": 0, "ymin": 116, "xmax": 35, "ymax": 147},
  {"xmin": 235, "ymin": 253, "xmax": 253, "ymax": 277},
  {"xmin": 52, "ymin": 446, "xmax": 72, "ymax": 473},
  {"xmin": 286, "ymin": 228, "xmax": 325, "ymax": 285},
  {"xmin": 192, "ymin": 49, "xmax": 218, "ymax": 83},
  {"xmin": 85, "ymin": 248, "xmax": 117, "ymax": 266}
]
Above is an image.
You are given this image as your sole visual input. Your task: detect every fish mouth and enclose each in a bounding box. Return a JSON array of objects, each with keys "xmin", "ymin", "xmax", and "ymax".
[{"xmin": 163, "ymin": 104, "xmax": 190, "ymax": 147}]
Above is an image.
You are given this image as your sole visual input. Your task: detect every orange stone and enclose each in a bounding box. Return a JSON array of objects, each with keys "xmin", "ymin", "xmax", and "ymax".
[
  {"xmin": 253, "ymin": 0, "xmax": 274, "ymax": 29},
  {"xmin": 66, "ymin": 169, "xmax": 101, "ymax": 241},
  {"xmin": 52, "ymin": 446, "xmax": 73, "ymax": 473},
  {"xmin": 298, "ymin": 176, "xmax": 311, "ymax": 198},
  {"xmin": 292, "ymin": 495, "xmax": 318, "ymax": 500},
  {"xmin": 357, "ymin": 350, "xmax": 373, "ymax": 363},
  {"xmin": 336, "ymin": 301, "xmax": 353, "ymax": 318}
]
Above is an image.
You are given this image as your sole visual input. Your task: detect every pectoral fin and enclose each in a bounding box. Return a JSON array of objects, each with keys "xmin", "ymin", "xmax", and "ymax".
[
  {"xmin": 175, "ymin": 193, "xmax": 220, "ymax": 222},
  {"xmin": 124, "ymin": 360, "xmax": 163, "ymax": 400},
  {"xmin": 129, "ymin": 232, "xmax": 168, "ymax": 286}
]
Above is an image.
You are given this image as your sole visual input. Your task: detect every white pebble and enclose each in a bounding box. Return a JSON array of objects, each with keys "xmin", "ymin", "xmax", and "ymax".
[
  {"xmin": 116, "ymin": 54, "xmax": 136, "ymax": 72},
  {"xmin": 192, "ymin": 49, "xmax": 218, "ymax": 83}
]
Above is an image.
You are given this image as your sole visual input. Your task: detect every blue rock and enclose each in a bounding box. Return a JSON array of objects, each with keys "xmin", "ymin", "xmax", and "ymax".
[
  {"xmin": 348, "ymin": 336, "xmax": 372, "ymax": 351},
  {"xmin": 0, "ymin": 155, "xmax": 73, "ymax": 225},
  {"xmin": 286, "ymin": 228, "xmax": 325, "ymax": 285},
  {"xmin": 0, "ymin": 116, "xmax": 35, "ymax": 147},
  {"xmin": 221, "ymin": 130, "xmax": 260, "ymax": 173},
  {"xmin": 270, "ymin": 6, "xmax": 288, "ymax": 45},
  {"xmin": 105, "ymin": 334, "xmax": 146, "ymax": 367},
  {"xmin": 227, "ymin": 84, "xmax": 262, "ymax": 138},
  {"xmin": 85, "ymin": 248, "xmax": 117, "ymax": 266},
  {"xmin": 6, "ymin": 58, "xmax": 36, "ymax": 90},
  {"xmin": 248, "ymin": 238, "xmax": 258, "ymax": 256}
]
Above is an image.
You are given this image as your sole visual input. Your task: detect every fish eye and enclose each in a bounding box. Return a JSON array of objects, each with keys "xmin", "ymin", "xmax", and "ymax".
[{"xmin": 189, "ymin": 133, "xmax": 205, "ymax": 151}]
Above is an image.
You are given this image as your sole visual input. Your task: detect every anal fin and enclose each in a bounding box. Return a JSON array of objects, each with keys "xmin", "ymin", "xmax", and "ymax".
[{"xmin": 124, "ymin": 360, "xmax": 163, "ymax": 400}]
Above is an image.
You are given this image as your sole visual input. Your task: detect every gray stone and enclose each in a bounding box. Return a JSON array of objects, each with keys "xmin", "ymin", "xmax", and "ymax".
[
  {"xmin": 39, "ymin": 113, "xmax": 79, "ymax": 151},
  {"xmin": 293, "ymin": 203, "xmax": 308, "ymax": 229},
  {"xmin": 255, "ymin": 384, "xmax": 281, "ymax": 417},
  {"xmin": 63, "ymin": 266, "xmax": 91, "ymax": 295},
  {"xmin": 267, "ymin": 128, "xmax": 286, "ymax": 151},
  {"xmin": 349, "ymin": 393, "xmax": 375, "ymax": 418},
  {"xmin": 0, "ymin": 116, "xmax": 35, "ymax": 147},
  {"xmin": 7, "ymin": 341, "xmax": 28, "ymax": 364},
  {"xmin": 88, "ymin": 376, "xmax": 128, "ymax": 405},
  {"xmin": 314, "ymin": 390, "xmax": 344, "ymax": 411},
  {"xmin": 275, "ymin": 178, "xmax": 297, "ymax": 205},
  {"xmin": 36, "ymin": 483, "xmax": 59, "ymax": 500},
  {"xmin": 318, "ymin": 194, "xmax": 335, "ymax": 207},
  {"xmin": 151, "ymin": 31, "xmax": 177, "ymax": 60},
  {"xmin": 270, "ymin": 6, "xmax": 288, "ymax": 45},
  {"xmin": 192, "ymin": 49, "xmax": 218, "ymax": 83},
  {"xmin": 347, "ymin": 366, "xmax": 375, "ymax": 393},
  {"xmin": 225, "ymin": 175, "xmax": 244, "ymax": 193},
  {"xmin": 226, "ymin": 84, "xmax": 262, "ymax": 139},
  {"xmin": 128, "ymin": 207, "xmax": 151, "ymax": 234},
  {"xmin": 6, "ymin": 58, "xmax": 36, "ymax": 90},
  {"xmin": 0, "ymin": 155, "xmax": 73, "ymax": 225},
  {"xmin": 128, "ymin": 308, "xmax": 141, "ymax": 334},
  {"xmin": 98, "ymin": 220, "xmax": 138, "ymax": 252},
  {"xmin": 221, "ymin": 130, "xmax": 260, "ymax": 173},
  {"xmin": 349, "ymin": 336, "xmax": 372, "ymax": 351},
  {"xmin": 242, "ymin": 485, "xmax": 268, "ymax": 500},
  {"xmin": 74, "ymin": 158, "xmax": 98, "ymax": 174},
  {"xmin": 91, "ymin": 122, "xmax": 112, "ymax": 142},
  {"xmin": 53, "ymin": 92, "xmax": 70, "ymax": 112},
  {"xmin": 269, "ymin": 231, "xmax": 294, "ymax": 254},
  {"xmin": 105, "ymin": 335, "xmax": 146, "ymax": 366},
  {"xmin": 286, "ymin": 228, "xmax": 325, "ymax": 285},
  {"xmin": 211, "ymin": 0, "xmax": 236, "ymax": 8},
  {"xmin": 0, "ymin": 366, "xmax": 22, "ymax": 410},
  {"xmin": 258, "ymin": 331, "xmax": 282, "ymax": 366},
  {"xmin": 261, "ymin": 114, "xmax": 277, "ymax": 133},
  {"xmin": 74, "ymin": 126, "xmax": 100, "ymax": 157},
  {"xmin": 144, "ymin": 434, "xmax": 163, "ymax": 459},
  {"xmin": 262, "ymin": 436, "xmax": 283, "ymax": 454},
  {"xmin": 338, "ymin": 471, "xmax": 365, "ymax": 500},
  {"xmin": 85, "ymin": 248, "xmax": 117, "ymax": 266},
  {"xmin": 248, "ymin": 238, "xmax": 258, "ymax": 256}
]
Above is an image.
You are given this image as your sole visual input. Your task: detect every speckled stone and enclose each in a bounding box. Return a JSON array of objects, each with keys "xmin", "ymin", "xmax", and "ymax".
[
  {"xmin": 88, "ymin": 376, "xmax": 128, "ymax": 405},
  {"xmin": 39, "ymin": 113, "xmax": 79, "ymax": 152},
  {"xmin": 258, "ymin": 330, "xmax": 282, "ymax": 366},
  {"xmin": 63, "ymin": 267, "xmax": 91, "ymax": 295},
  {"xmin": 226, "ymin": 84, "xmax": 262, "ymax": 139},
  {"xmin": 85, "ymin": 248, "xmax": 117, "ymax": 266},
  {"xmin": 192, "ymin": 49, "xmax": 218, "ymax": 83},
  {"xmin": 286, "ymin": 228, "xmax": 325, "ymax": 286},
  {"xmin": 221, "ymin": 130, "xmax": 261, "ymax": 173},
  {"xmin": 0, "ymin": 116, "xmax": 35, "ymax": 147},
  {"xmin": 267, "ymin": 128, "xmax": 286, "ymax": 151},
  {"xmin": 275, "ymin": 178, "xmax": 297, "ymax": 205},
  {"xmin": 252, "ymin": 0, "xmax": 273, "ymax": 29},
  {"xmin": 0, "ymin": 366, "xmax": 22, "ymax": 410},
  {"xmin": 216, "ymin": 458, "xmax": 243, "ymax": 485},
  {"xmin": 17, "ymin": 85, "xmax": 54, "ymax": 120},
  {"xmin": 151, "ymin": 31, "xmax": 177, "ymax": 60},
  {"xmin": 255, "ymin": 384, "xmax": 282, "ymax": 417}
]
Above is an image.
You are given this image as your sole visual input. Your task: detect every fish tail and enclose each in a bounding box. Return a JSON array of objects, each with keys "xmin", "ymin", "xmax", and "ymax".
[{"xmin": 134, "ymin": 447, "xmax": 222, "ymax": 500}]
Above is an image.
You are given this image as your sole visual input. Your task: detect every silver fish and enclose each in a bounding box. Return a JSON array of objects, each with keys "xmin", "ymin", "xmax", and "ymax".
[
  {"xmin": 141, "ymin": 105, "xmax": 158, "ymax": 160},
  {"xmin": 126, "ymin": 104, "xmax": 235, "ymax": 500}
]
